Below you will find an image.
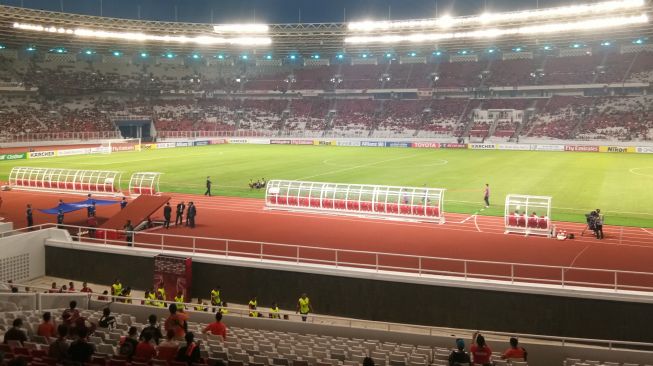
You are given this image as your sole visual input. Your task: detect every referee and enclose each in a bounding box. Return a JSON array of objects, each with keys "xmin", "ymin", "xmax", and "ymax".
[{"xmin": 483, "ymin": 183, "xmax": 490, "ymax": 208}]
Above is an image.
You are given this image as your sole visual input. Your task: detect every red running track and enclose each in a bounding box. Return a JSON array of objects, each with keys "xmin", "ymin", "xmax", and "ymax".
[{"xmin": 2, "ymin": 190, "xmax": 653, "ymax": 291}]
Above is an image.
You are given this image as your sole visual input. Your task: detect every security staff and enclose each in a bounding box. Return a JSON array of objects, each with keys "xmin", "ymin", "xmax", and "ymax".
[
  {"xmin": 248, "ymin": 296, "xmax": 258, "ymax": 317},
  {"xmin": 175, "ymin": 201, "xmax": 185, "ymax": 226},
  {"xmin": 270, "ymin": 302, "xmax": 281, "ymax": 319},
  {"xmin": 296, "ymin": 293, "xmax": 313, "ymax": 322},
  {"xmin": 210, "ymin": 287, "xmax": 221, "ymax": 308},
  {"xmin": 163, "ymin": 202, "xmax": 172, "ymax": 229},
  {"xmin": 156, "ymin": 282, "xmax": 166, "ymax": 301},
  {"xmin": 187, "ymin": 202, "xmax": 197, "ymax": 228},
  {"xmin": 174, "ymin": 291, "xmax": 185, "ymax": 310},
  {"xmin": 111, "ymin": 279, "xmax": 123, "ymax": 298},
  {"xmin": 26, "ymin": 204, "xmax": 34, "ymax": 229}
]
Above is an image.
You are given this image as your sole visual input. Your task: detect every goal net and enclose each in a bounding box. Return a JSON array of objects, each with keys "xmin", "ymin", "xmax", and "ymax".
[{"xmin": 98, "ymin": 138, "xmax": 141, "ymax": 154}]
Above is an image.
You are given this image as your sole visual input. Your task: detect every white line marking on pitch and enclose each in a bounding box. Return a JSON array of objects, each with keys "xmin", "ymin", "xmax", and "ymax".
[
  {"xmin": 629, "ymin": 167, "xmax": 653, "ymax": 178},
  {"xmin": 473, "ymin": 215, "xmax": 482, "ymax": 232},
  {"xmin": 297, "ymin": 154, "xmax": 419, "ymax": 181}
]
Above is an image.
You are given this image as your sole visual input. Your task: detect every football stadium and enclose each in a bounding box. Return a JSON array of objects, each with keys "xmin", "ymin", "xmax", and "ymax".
[{"xmin": 0, "ymin": 0, "xmax": 652, "ymax": 365}]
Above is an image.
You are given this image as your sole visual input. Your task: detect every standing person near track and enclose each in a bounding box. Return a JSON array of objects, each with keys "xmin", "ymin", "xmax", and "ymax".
[
  {"xmin": 594, "ymin": 209, "xmax": 604, "ymax": 239},
  {"xmin": 26, "ymin": 204, "xmax": 34, "ymax": 229},
  {"xmin": 57, "ymin": 209, "xmax": 65, "ymax": 228},
  {"xmin": 163, "ymin": 202, "xmax": 172, "ymax": 229},
  {"xmin": 483, "ymin": 184, "xmax": 490, "ymax": 208},
  {"xmin": 175, "ymin": 201, "xmax": 185, "ymax": 226},
  {"xmin": 120, "ymin": 197, "xmax": 128, "ymax": 210},
  {"xmin": 187, "ymin": 202, "xmax": 197, "ymax": 228},
  {"xmin": 205, "ymin": 176, "xmax": 212, "ymax": 196}
]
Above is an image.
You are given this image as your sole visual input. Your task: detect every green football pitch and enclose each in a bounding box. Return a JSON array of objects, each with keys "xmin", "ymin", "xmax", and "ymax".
[{"xmin": 1, "ymin": 145, "xmax": 652, "ymax": 227}]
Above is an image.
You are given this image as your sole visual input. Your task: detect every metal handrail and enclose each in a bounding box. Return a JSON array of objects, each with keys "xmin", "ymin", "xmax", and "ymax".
[{"xmin": 13, "ymin": 223, "xmax": 653, "ymax": 293}]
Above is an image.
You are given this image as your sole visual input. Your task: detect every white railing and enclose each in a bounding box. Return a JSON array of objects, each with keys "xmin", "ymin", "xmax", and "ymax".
[
  {"xmin": 17, "ymin": 223, "xmax": 653, "ymax": 294},
  {"xmin": 0, "ymin": 131, "xmax": 122, "ymax": 143}
]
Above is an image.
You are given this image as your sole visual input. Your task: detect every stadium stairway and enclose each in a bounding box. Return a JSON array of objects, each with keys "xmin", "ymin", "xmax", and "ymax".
[{"xmin": 99, "ymin": 194, "xmax": 170, "ymax": 231}]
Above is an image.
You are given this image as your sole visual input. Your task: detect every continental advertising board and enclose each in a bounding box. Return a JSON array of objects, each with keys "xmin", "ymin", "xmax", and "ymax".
[
  {"xmin": 361, "ymin": 141, "xmax": 385, "ymax": 147},
  {"xmin": 636, "ymin": 146, "xmax": 653, "ymax": 154},
  {"xmin": 535, "ymin": 144, "xmax": 565, "ymax": 152},
  {"xmin": 337, "ymin": 141, "xmax": 361, "ymax": 147},
  {"xmin": 496, "ymin": 144, "xmax": 532, "ymax": 151},
  {"xmin": 385, "ymin": 141, "xmax": 412, "ymax": 148}
]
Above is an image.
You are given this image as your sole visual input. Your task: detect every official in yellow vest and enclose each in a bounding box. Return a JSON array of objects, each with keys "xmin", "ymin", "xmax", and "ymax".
[
  {"xmin": 174, "ymin": 291, "xmax": 185, "ymax": 310},
  {"xmin": 248, "ymin": 296, "xmax": 258, "ymax": 317},
  {"xmin": 269, "ymin": 302, "xmax": 281, "ymax": 319},
  {"xmin": 111, "ymin": 279, "xmax": 122, "ymax": 296},
  {"xmin": 210, "ymin": 287, "xmax": 221, "ymax": 306},
  {"xmin": 146, "ymin": 291, "xmax": 157, "ymax": 306},
  {"xmin": 194, "ymin": 298, "xmax": 208, "ymax": 312},
  {"xmin": 296, "ymin": 293, "xmax": 312, "ymax": 322},
  {"xmin": 156, "ymin": 283, "xmax": 166, "ymax": 301}
]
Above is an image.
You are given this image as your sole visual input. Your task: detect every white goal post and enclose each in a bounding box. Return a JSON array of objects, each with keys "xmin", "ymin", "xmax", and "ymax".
[
  {"xmin": 266, "ymin": 180, "xmax": 446, "ymax": 223},
  {"xmin": 504, "ymin": 194, "xmax": 553, "ymax": 237}
]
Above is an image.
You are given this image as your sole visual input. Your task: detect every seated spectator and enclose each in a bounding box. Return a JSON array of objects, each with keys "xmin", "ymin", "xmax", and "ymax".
[
  {"xmin": 448, "ymin": 338, "xmax": 471, "ymax": 366},
  {"xmin": 134, "ymin": 332, "xmax": 157, "ymax": 361},
  {"xmin": 67, "ymin": 327, "xmax": 95, "ymax": 364},
  {"xmin": 470, "ymin": 333, "xmax": 492, "ymax": 366},
  {"xmin": 48, "ymin": 282, "xmax": 58, "ymax": 293},
  {"xmin": 363, "ymin": 357, "xmax": 375, "ymax": 366},
  {"xmin": 98, "ymin": 307, "xmax": 116, "ymax": 330},
  {"xmin": 119, "ymin": 326, "xmax": 139, "ymax": 360},
  {"xmin": 501, "ymin": 337, "xmax": 527, "ymax": 361},
  {"xmin": 3, "ymin": 319, "xmax": 28, "ymax": 345},
  {"xmin": 164, "ymin": 304, "xmax": 188, "ymax": 340},
  {"xmin": 48, "ymin": 324, "xmax": 70, "ymax": 360},
  {"xmin": 202, "ymin": 312, "xmax": 227, "ymax": 341},
  {"xmin": 80, "ymin": 281, "xmax": 93, "ymax": 293},
  {"xmin": 37, "ymin": 312, "xmax": 57, "ymax": 338},
  {"xmin": 156, "ymin": 330, "xmax": 180, "ymax": 362},
  {"xmin": 62, "ymin": 300, "xmax": 81, "ymax": 327},
  {"xmin": 176, "ymin": 332, "xmax": 201, "ymax": 366},
  {"xmin": 140, "ymin": 314, "xmax": 163, "ymax": 345},
  {"xmin": 98, "ymin": 290, "xmax": 109, "ymax": 301}
]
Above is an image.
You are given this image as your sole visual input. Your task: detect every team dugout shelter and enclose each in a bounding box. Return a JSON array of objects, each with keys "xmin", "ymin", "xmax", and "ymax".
[
  {"xmin": 504, "ymin": 194, "xmax": 553, "ymax": 237},
  {"xmin": 266, "ymin": 180, "xmax": 445, "ymax": 223},
  {"xmin": 9, "ymin": 167, "xmax": 121, "ymax": 195}
]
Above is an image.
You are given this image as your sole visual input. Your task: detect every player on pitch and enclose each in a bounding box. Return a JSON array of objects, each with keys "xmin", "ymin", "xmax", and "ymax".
[{"xmin": 483, "ymin": 184, "xmax": 490, "ymax": 208}]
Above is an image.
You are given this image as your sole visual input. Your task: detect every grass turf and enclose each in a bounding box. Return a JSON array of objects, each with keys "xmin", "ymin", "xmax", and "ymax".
[{"xmin": 1, "ymin": 144, "xmax": 652, "ymax": 227}]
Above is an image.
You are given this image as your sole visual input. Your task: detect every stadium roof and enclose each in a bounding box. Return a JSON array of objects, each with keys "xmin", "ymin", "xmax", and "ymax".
[{"xmin": 0, "ymin": 1, "xmax": 652, "ymax": 56}]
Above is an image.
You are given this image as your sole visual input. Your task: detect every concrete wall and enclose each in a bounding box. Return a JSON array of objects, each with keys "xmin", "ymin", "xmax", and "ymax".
[
  {"xmin": 0, "ymin": 228, "xmax": 69, "ymax": 282},
  {"xmin": 44, "ymin": 245, "xmax": 653, "ymax": 344}
]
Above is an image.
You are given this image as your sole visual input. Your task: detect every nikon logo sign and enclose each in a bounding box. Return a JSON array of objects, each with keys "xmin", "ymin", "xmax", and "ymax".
[{"xmin": 607, "ymin": 147, "xmax": 628, "ymax": 153}]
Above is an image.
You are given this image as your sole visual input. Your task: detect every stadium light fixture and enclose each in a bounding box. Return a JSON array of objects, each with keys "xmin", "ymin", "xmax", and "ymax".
[
  {"xmin": 140, "ymin": 52, "xmax": 148, "ymax": 58},
  {"xmin": 26, "ymin": 46, "xmax": 36, "ymax": 51},
  {"xmin": 84, "ymin": 49, "xmax": 94, "ymax": 55},
  {"xmin": 433, "ymin": 51, "xmax": 443, "ymax": 56},
  {"xmin": 362, "ymin": 54, "xmax": 368, "ymax": 58},
  {"xmin": 213, "ymin": 24, "xmax": 269, "ymax": 34},
  {"xmin": 13, "ymin": 22, "xmax": 272, "ymax": 46},
  {"xmin": 165, "ymin": 52, "xmax": 175, "ymax": 59},
  {"xmin": 487, "ymin": 48, "xmax": 495, "ymax": 53},
  {"xmin": 600, "ymin": 41, "xmax": 612, "ymax": 46},
  {"xmin": 512, "ymin": 47, "xmax": 523, "ymax": 52},
  {"xmin": 633, "ymin": 38, "xmax": 646, "ymax": 44},
  {"xmin": 192, "ymin": 54, "xmax": 201, "ymax": 59},
  {"xmin": 313, "ymin": 54, "xmax": 320, "ymax": 59},
  {"xmin": 0, "ymin": 45, "xmax": 5, "ymax": 49},
  {"xmin": 112, "ymin": 51, "xmax": 122, "ymax": 57},
  {"xmin": 217, "ymin": 54, "xmax": 224, "ymax": 59},
  {"xmin": 409, "ymin": 52, "xmax": 417, "ymax": 57},
  {"xmin": 347, "ymin": 0, "xmax": 645, "ymax": 32},
  {"xmin": 265, "ymin": 54, "xmax": 272, "ymax": 60},
  {"xmin": 241, "ymin": 55, "xmax": 248, "ymax": 60},
  {"xmin": 344, "ymin": 14, "xmax": 649, "ymax": 44},
  {"xmin": 336, "ymin": 54, "xmax": 344, "ymax": 59},
  {"xmin": 290, "ymin": 54, "xmax": 296, "ymax": 60}
]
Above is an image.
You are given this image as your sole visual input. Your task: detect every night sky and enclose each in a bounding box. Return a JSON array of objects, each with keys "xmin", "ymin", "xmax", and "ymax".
[{"xmin": 0, "ymin": 0, "xmax": 588, "ymax": 24}]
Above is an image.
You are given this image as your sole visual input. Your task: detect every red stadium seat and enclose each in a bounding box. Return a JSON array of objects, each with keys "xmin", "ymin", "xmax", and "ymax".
[
  {"xmin": 360, "ymin": 202, "xmax": 371, "ymax": 211},
  {"xmin": 426, "ymin": 207, "xmax": 438, "ymax": 217},
  {"xmin": 310, "ymin": 198, "xmax": 321, "ymax": 207},
  {"xmin": 508, "ymin": 216, "xmax": 518, "ymax": 227},
  {"xmin": 277, "ymin": 196, "xmax": 287, "ymax": 205},
  {"xmin": 518, "ymin": 217, "xmax": 526, "ymax": 227},
  {"xmin": 347, "ymin": 201, "xmax": 360, "ymax": 210},
  {"xmin": 42, "ymin": 181, "xmax": 50, "ymax": 188},
  {"xmin": 288, "ymin": 197, "xmax": 298, "ymax": 205},
  {"xmin": 528, "ymin": 217, "xmax": 539, "ymax": 228},
  {"xmin": 322, "ymin": 199, "xmax": 333, "ymax": 208},
  {"xmin": 336, "ymin": 200, "xmax": 345, "ymax": 209},
  {"xmin": 538, "ymin": 217, "xmax": 549, "ymax": 229},
  {"xmin": 413, "ymin": 206, "xmax": 425, "ymax": 215},
  {"xmin": 299, "ymin": 198, "xmax": 309, "ymax": 206},
  {"xmin": 400, "ymin": 205, "xmax": 411, "ymax": 214},
  {"xmin": 375, "ymin": 203, "xmax": 386, "ymax": 212}
]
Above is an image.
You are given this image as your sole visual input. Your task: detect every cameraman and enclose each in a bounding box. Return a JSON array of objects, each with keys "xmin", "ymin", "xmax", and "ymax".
[{"xmin": 594, "ymin": 209, "xmax": 604, "ymax": 239}]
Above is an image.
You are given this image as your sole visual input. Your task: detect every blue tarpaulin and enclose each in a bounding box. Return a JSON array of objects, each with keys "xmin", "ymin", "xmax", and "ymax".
[{"xmin": 39, "ymin": 199, "xmax": 120, "ymax": 215}]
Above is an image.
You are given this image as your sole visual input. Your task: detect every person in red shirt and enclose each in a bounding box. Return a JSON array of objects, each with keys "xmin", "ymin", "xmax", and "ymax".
[
  {"xmin": 134, "ymin": 332, "xmax": 157, "ymax": 361},
  {"xmin": 37, "ymin": 312, "xmax": 57, "ymax": 339},
  {"xmin": 68, "ymin": 282, "xmax": 76, "ymax": 292},
  {"xmin": 156, "ymin": 330, "xmax": 179, "ymax": 362},
  {"xmin": 501, "ymin": 337, "xmax": 527, "ymax": 361},
  {"xmin": 164, "ymin": 304, "xmax": 188, "ymax": 340},
  {"xmin": 470, "ymin": 333, "xmax": 492, "ymax": 366},
  {"xmin": 80, "ymin": 282, "xmax": 93, "ymax": 293},
  {"xmin": 202, "ymin": 312, "xmax": 227, "ymax": 341}
]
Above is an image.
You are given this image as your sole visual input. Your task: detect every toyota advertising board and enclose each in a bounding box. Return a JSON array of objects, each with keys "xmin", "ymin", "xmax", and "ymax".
[{"xmin": 412, "ymin": 142, "xmax": 441, "ymax": 148}]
